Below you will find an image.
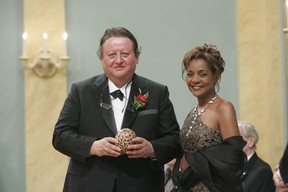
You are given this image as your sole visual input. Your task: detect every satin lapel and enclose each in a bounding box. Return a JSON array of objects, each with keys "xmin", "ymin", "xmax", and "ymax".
[
  {"xmin": 121, "ymin": 75, "xmax": 147, "ymax": 129},
  {"xmin": 241, "ymin": 153, "xmax": 258, "ymax": 180},
  {"xmin": 92, "ymin": 76, "xmax": 118, "ymax": 135},
  {"xmin": 121, "ymin": 83, "xmax": 138, "ymax": 128}
]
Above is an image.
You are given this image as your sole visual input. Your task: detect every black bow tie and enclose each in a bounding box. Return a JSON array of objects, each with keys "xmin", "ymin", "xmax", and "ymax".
[{"xmin": 110, "ymin": 90, "xmax": 124, "ymax": 101}]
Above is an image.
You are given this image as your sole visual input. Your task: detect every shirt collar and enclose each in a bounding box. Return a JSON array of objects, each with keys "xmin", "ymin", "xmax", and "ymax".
[
  {"xmin": 247, "ymin": 151, "xmax": 255, "ymax": 161},
  {"xmin": 108, "ymin": 79, "xmax": 132, "ymax": 99}
]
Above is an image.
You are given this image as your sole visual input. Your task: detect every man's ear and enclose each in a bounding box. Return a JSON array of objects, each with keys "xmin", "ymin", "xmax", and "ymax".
[{"xmin": 247, "ymin": 136, "xmax": 256, "ymax": 148}]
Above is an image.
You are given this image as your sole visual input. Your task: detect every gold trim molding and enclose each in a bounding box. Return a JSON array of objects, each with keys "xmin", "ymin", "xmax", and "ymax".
[{"xmin": 20, "ymin": 49, "xmax": 69, "ymax": 78}]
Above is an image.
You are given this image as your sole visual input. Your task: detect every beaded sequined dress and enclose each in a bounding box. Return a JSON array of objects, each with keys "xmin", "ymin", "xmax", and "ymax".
[{"xmin": 179, "ymin": 108, "xmax": 223, "ymax": 192}]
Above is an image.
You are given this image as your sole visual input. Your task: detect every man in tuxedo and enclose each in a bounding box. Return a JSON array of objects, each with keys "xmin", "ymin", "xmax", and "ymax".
[
  {"xmin": 238, "ymin": 120, "xmax": 275, "ymax": 192},
  {"xmin": 52, "ymin": 27, "xmax": 181, "ymax": 192},
  {"xmin": 273, "ymin": 143, "xmax": 288, "ymax": 192}
]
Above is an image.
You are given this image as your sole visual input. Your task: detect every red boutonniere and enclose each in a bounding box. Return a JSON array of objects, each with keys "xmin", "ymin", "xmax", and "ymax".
[{"xmin": 132, "ymin": 88, "xmax": 149, "ymax": 112}]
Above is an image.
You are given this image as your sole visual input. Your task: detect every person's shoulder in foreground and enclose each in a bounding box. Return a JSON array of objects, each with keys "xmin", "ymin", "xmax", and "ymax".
[{"xmin": 273, "ymin": 142, "xmax": 288, "ymax": 192}]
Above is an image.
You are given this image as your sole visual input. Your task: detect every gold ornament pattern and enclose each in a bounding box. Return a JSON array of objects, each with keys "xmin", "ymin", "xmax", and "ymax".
[{"xmin": 115, "ymin": 128, "xmax": 137, "ymax": 154}]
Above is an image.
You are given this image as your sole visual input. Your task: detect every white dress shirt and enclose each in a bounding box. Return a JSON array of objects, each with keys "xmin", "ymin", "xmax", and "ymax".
[{"xmin": 108, "ymin": 79, "xmax": 132, "ymax": 132}]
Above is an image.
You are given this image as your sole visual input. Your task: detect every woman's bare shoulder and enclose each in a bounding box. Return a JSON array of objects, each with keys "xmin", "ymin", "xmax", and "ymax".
[
  {"xmin": 216, "ymin": 98, "xmax": 235, "ymax": 112},
  {"xmin": 215, "ymin": 97, "xmax": 239, "ymax": 139}
]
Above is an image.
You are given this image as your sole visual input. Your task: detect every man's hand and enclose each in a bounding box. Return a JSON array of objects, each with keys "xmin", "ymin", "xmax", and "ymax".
[
  {"xmin": 89, "ymin": 137, "xmax": 121, "ymax": 157},
  {"xmin": 126, "ymin": 137, "xmax": 156, "ymax": 158}
]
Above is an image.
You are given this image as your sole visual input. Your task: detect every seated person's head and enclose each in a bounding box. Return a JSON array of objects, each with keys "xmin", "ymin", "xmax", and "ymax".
[{"xmin": 237, "ymin": 120, "xmax": 259, "ymax": 156}]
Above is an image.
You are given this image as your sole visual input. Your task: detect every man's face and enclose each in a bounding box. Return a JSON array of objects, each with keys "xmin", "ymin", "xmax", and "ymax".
[{"xmin": 101, "ymin": 37, "xmax": 139, "ymax": 87}]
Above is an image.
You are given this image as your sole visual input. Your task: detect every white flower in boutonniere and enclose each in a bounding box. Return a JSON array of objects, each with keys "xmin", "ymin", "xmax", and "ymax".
[{"xmin": 132, "ymin": 88, "xmax": 149, "ymax": 112}]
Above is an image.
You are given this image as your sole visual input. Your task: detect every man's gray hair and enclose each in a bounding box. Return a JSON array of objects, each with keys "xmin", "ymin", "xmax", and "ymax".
[{"xmin": 238, "ymin": 120, "xmax": 259, "ymax": 148}]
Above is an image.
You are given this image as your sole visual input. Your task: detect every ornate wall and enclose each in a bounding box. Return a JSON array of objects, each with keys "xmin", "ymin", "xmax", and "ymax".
[
  {"xmin": 20, "ymin": 0, "xmax": 287, "ymax": 191},
  {"xmin": 237, "ymin": 0, "xmax": 286, "ymax": 168},
  {"xmin": 23, "ymin": 0, "xmax": 68, "ymax": 191}
]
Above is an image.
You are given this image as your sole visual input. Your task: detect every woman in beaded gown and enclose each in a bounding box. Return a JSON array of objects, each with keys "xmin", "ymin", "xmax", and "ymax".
[{"xmin": 171, "ymin": 44, "xmax": 246, "ymax": 192}]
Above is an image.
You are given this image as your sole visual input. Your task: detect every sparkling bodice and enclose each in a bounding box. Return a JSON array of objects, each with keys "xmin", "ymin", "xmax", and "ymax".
[
  {"xmin": 180, "ymin": 109, "xmax": 222, "ymax": 153},
  {"xmin": 179, "ymin": 109, "xmax": 223, "ymax": 192}
]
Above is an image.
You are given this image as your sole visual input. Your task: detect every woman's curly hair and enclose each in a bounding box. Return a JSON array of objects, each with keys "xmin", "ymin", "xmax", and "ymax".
[{"xmin": 182, "ymin": 43, "xmax": 225, "ymax": 92}]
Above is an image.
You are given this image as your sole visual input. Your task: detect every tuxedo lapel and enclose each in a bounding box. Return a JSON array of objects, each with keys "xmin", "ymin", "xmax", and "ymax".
[
  {"xmin": 93, "ymin": 74, "xmax": 147, "ymax": 132},
  {"xmin": 121, "ymin": 74, "xmax": 147, "ymax": 129},
  {"xmin": 241, "ymin": 153, "xmax": 258, "ymax": 180},
  {"xmin": 99, "ymin": 92, "xmax": 118, "ymax": 135},
  {"xmin": 92, "ymin": 75, "xmax": 118, "ymax": 135},
  {"xmin": 121, "ymin": 83, "xmax": 138, "ymax": 128}
]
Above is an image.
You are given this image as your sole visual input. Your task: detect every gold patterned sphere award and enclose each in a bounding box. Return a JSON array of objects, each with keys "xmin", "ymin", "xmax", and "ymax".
[{"xmin": 115, "ymin": 128, "xmax": 137, "ymax": 154}]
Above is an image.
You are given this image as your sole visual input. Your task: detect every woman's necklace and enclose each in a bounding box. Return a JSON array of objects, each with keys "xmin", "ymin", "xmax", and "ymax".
[
  {"xmin": 185, "ymin": 95, "xmax": 217, "ymax": 138},
  {"xmin": 181, "ymin": 95, "xmax": 218, "ymax": 171},
  {"xmin": 180, "ymin": 96, "xmax": 217, "ymax": 172},
  {"xmin": 191, "ymin": 95, "xmax": 217, "ymax": 125}
]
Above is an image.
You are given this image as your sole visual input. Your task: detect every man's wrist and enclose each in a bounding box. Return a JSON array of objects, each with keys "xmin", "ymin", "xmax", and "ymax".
[{"xmin": 149, "ymin": 142, "xmax": 157, "ymax": 160}]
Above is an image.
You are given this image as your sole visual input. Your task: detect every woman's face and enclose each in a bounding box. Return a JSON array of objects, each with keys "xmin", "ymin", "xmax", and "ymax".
[
  {"xmin": 101, "ymin": 37, "xmax": 139, "ymax": 87},
  {"xmin": 185, "ymin": 59, "xmax": 218, "ymax": 98}
]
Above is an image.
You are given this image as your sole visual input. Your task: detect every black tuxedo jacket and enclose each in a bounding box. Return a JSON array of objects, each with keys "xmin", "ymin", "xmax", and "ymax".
[
  {"xmin": 241, "ymin": 153, "xmax": 275, "ymax": 192},
  {"xmin": 280, "ymin": 143, "xmax": 288, "ymax": 184},
  {"xmin": 52, "ymin": 74, "xmax": 181, "ymax": 192}
]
